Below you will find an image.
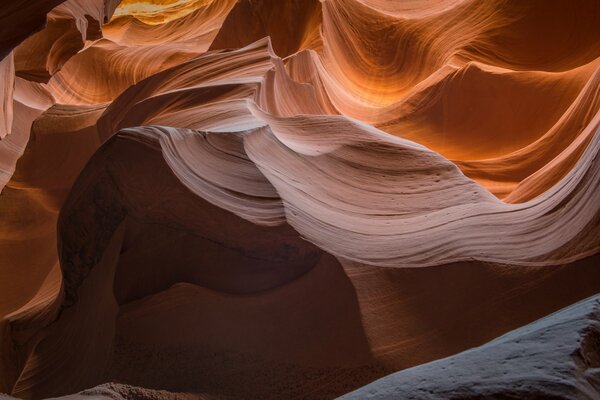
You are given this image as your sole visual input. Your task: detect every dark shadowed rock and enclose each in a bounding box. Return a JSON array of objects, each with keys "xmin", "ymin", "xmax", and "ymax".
[{"xmin": 339, "ymin": 294, "xmax": 600, "ymax": 400}]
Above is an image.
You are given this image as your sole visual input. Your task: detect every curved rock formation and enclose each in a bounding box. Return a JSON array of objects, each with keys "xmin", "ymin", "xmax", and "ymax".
[
  {"xmin": 340, "ymin": 294, "xmax": 600, "ymax": 400},
  {"xmin": 0, "ymin": 0, "xmax": 65, "ymax": 60},
  {"xmin": 0, "ymin": 0, "xmax": 599, "ymax": 399},
  {"xmin": 13, "ymin": 0, "xmax": 119, "ymax": 82},
  {"xmin": 18, "ymin": 294, "xmax": 598, "ymax": 400}
]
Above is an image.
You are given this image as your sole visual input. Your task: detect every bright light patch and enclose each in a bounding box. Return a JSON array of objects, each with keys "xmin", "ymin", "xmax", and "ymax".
[{"xmin": 113, "ymin": 0, "xmax": 207, "ymax": 24}]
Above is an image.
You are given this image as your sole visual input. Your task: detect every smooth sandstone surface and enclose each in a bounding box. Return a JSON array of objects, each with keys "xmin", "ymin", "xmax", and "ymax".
[{"xmin": 0, "ymin": 0, "xmax": 599, "ymax": 399}]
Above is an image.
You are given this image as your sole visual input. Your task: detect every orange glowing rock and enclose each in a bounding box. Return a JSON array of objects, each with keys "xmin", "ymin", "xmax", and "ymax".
[{"xmin": 0, "ymin": 1, "xmax": 599, "ymax": 399}]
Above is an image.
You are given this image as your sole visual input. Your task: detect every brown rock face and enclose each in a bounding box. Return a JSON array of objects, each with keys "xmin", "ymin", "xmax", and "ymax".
[
  {"xmin": 0, "ymin": 1, "xmax": 599, "ymax": 399},
  {"xmin": 339, "ymin": 294, "xmax": 600, "ymax": 400},
  {"xmin": 0, "ymin": 0, "xmax": 65, "ymax": 60}
]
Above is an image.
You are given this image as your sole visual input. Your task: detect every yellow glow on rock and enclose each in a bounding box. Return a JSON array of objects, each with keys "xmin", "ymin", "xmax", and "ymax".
[{"xmin": 113, "ymin": 0, "xmax": 209, "ymax": 24}]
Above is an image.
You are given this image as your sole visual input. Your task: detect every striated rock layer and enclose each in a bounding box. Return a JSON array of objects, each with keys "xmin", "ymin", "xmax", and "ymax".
[{"xmin": 0, "ymin": 0, "xmax": 599, "ymax": 399}]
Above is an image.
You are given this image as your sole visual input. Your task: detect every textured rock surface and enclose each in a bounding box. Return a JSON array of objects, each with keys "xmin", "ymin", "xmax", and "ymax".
[
  {"xmin": 2, "ymin": 382, "xmax": 211, "ymax": 400},
  {"xmin": 0, "ymin": 1, "xmax": 599, "ymax": 399},
  {"xmin": 339, "ymin": 294, "xmax": 600, "ymax": 400}
]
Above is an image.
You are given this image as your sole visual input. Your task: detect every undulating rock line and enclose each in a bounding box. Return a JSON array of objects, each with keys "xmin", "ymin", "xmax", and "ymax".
[
  {"xmin": 339, "ymin": 294, "xmax": 600, "ymax": 399},
  {"xmin": 0, "ymin": 0, "xmax": 599, "ymax": 399}
]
